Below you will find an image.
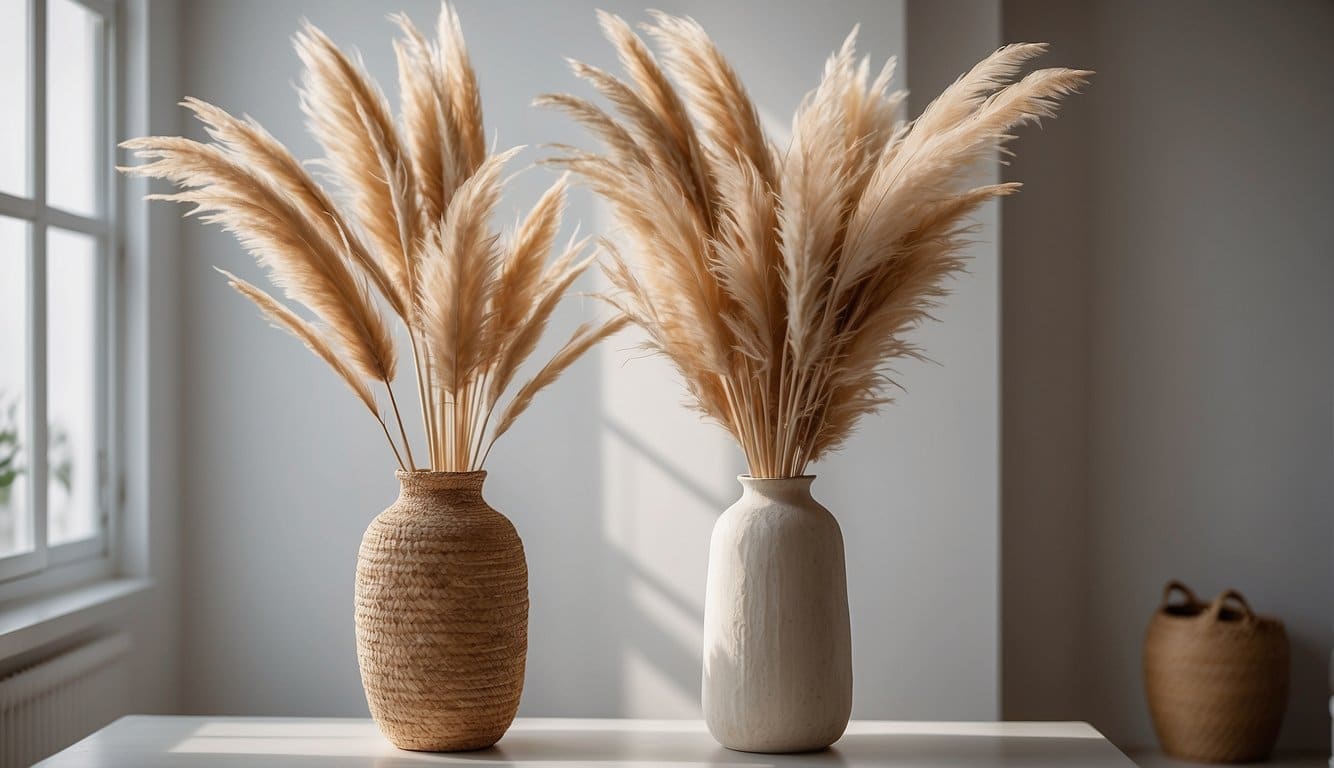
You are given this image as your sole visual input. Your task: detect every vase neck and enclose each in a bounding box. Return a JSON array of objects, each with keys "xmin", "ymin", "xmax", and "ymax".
[
  {"xmin": 396, "ymin": 469, "xmax": 487, "ymax": 497},
  {"xmin": 737, "ymin": 474, "xmax": 817, "ymax": 505}
]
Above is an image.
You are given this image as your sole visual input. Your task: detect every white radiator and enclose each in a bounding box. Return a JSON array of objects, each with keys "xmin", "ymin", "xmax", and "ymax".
[{"xmin": 0, "ymin": 632, "xmax": 131, "ymax": 768}]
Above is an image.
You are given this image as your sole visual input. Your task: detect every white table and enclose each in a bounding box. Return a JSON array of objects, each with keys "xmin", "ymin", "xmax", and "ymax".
[{"xmin": 40, "ymin": 716, "xmax": 1137, "ymax": 767}]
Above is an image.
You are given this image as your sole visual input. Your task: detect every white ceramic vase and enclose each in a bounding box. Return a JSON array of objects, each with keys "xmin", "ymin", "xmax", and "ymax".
[{"xmin": 702, "ymin": 475, "xmax": 853, "ymax": 753}]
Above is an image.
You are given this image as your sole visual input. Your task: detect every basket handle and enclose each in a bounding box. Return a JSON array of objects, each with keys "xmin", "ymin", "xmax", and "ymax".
[
  {"xmin": 1206, "ymin": 589, "xmax": 1256, "ymax": 623},
  {"xmin": 1160, "ymin": 580, "xmax": 1199, "ymax": 609}
]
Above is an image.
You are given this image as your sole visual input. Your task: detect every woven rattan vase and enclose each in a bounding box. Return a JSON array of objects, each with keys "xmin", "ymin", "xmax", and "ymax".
[
  {"xmin": 1144, "ymin": 581, "xmax": 1289, "ymax": 763},
  {"xmin": 355, "ymin": 470, "xmax": 528, "ymax": 752}
]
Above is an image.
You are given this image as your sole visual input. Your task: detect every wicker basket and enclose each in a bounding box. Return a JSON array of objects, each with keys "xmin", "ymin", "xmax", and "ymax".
[{"xmin": 1143, "ymin": 581, "xmax": 1289, "ymax": 763}]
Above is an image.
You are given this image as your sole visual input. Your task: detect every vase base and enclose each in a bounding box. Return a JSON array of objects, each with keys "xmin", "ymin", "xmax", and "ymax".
[
  {"xmin": 381, "ymin": 731, "xmax": 505, "ymax": 753},
  {"xmin": 719, "ymin": 741, "xmax": 838, "ymax": 755},
  {"xmin": 708, "ymin": 721, "xmax": 846, "ymax": 755}
]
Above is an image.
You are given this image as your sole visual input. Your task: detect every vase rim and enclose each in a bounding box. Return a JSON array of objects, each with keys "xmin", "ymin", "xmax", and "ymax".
[
  {"xmin": 737, "ymin": 474, "xmax": 815, "ymax": 484},
  {"xmin": 396, "ymin": 469, "xmax": 488, "ymax": 491},
  {"xmin": 396, "ymin": 469, "xmax": 488, "ymax": 478}
]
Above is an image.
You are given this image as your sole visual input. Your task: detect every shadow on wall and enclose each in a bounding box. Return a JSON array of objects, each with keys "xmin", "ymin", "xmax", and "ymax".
[
  {"xmin": 594, "ymin": 318, "xmax": 746, "ymax": 716},
  {"xmin": 490, "ymin": 278, "xmax": 743, "ymax": 719}
]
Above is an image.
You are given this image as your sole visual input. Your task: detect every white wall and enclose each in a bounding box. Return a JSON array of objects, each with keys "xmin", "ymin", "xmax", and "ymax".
[
  {"xmin": 175, "ymin": 0, "xmax": 1004, "ymax": 720},
  {"xmin": 1003, "ymin": 0, "xmax": 1334, "ymax": 750}
]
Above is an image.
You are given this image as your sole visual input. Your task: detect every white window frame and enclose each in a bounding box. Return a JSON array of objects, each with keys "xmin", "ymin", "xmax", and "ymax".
[{"xmin": 0, "ymin": 0, "xmax": 119, "ymax": 590}]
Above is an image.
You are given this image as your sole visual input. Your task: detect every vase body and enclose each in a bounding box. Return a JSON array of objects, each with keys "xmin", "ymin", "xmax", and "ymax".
[
  {"xmin": 355, "ymin": 470, "xmax": 528, "ymax": 752},
  {"xmin": 702, "ymin": 475, "xmax": 853, "ymax": 753}
]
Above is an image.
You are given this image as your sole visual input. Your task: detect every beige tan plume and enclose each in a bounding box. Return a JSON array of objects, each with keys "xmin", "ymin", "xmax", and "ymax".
[
  {"xmin": 295, "ymin": 21, "xmax": 418, "ymax": 308},
  {"xmin": 544, "ymin": 12, "xmax": 1089, "ymax": 477},
  {"xmin": 120, "ymin": 136, "xmax": 397, "ymax": 387},
  {"xmin": 122, "ymin": 3, "xmax": 618, "ymax": 472}
]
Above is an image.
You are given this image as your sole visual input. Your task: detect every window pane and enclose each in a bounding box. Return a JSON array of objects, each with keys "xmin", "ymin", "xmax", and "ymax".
[
  {"xmin": 0, "ymin": 0, "xmax": 29, "ymax": 197},
  {"xmin": 46, "ymin": 0, "xmax": 101, "ymax": 216},
  {"xmin": 46, "ymin": 227, "xmax": 99, "ymax": 544},
  {"xmin": 0, "ymin": 217, "xmax": 31, "ymax": 556}
]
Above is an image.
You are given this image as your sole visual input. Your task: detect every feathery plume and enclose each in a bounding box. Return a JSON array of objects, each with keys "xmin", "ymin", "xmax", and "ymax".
[
  {"xmin": 123, "ymin": 3, "xmax": 616, "ymax": 472},
  {"xmin": 544, "ymin": 13, "xmax": 1089, "ymax": 477}
]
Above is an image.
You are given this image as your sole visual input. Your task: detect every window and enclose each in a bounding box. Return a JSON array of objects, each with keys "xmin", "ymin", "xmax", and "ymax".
[{"xmin": 0, "ymin": 0, "xmax": 116, "ymax": 584}]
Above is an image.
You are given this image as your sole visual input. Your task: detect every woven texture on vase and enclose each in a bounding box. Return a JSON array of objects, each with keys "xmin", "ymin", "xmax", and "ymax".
[
  {"xmin": 1143, "ymin": 581, "xmax": 1289, "ymax": 764},
  {"xmin": 356, "ymin": 470, "xmax": 528, "ymax": 752}
]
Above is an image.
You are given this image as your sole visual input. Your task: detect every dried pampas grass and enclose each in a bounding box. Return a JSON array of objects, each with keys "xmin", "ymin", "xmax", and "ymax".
[
  {"xmin": 123, "ymin": 3, "xmax": 623, "ymax": 472},
  {"xmin": 544, "ymin": 13, "xmax": 1089, "ymax": 478}
]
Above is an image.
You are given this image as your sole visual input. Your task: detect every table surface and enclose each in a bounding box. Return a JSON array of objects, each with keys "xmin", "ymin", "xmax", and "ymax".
[{"xmin": 40, "ymin": 716, "xmax": 1138, "ymax": 767}]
